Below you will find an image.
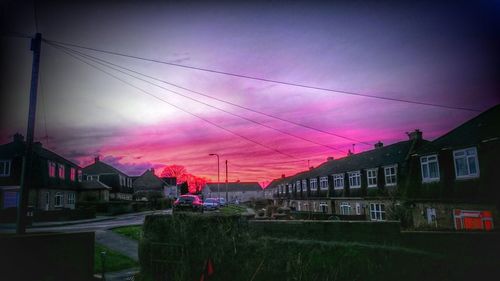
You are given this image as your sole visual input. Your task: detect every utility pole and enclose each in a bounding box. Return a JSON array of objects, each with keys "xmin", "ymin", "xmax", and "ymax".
[
  {"xmin": 225, "ymin": 160, "xmax": 228, "ymax": 202},
  {"xmin": 16, "ymin": 33, "xmax": 42, "ymax": 234}
]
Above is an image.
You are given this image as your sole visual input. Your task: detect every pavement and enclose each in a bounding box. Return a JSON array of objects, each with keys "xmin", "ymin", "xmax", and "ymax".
[
  {"xmin": 94, "ymin": 267, "xmax": 140, "ymax": 281},
  {"xmin": 96, "ymin": 229, "xmax": 139, "ymax": 261}
]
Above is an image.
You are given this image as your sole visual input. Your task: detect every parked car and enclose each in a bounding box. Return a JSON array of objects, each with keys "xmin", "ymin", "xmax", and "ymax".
[
  {"xmin": 217, "ymin": 197, "xmax": 227, "ymax": 207},
  {"xmin": 173, "ymin": 195, "xmax": 203, "ymax": 212},
  {"xmin": 203, "ymin": 198, "xmax": 220, "ymax": 211}
]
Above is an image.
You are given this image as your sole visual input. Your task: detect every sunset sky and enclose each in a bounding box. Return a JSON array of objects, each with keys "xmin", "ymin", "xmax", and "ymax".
[{"xmin": 1, "ymin": 1, "xmax": 499, "ymax": 186}]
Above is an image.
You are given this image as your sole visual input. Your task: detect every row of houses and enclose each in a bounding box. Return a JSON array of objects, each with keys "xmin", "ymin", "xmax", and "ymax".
[
  {"xmin": 0, "ymin": 136, "xmax": 178, "ymax": 211},
  {"xmin": 265, "ymin": 105, "xmax": 500, "ymax": 230}
]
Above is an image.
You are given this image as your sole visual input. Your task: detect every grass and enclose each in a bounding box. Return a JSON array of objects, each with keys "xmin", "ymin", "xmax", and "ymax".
[
  {"xmin": 220, "ymin": 204, "xmax": 247, "ymax": 215},
  {"xmin": 94, "ymin": 243, "xmax": 138, "ymax": 273},
  {"xmin": 112, "ymin": 225, "xmax": 142, "ymax": 241}
]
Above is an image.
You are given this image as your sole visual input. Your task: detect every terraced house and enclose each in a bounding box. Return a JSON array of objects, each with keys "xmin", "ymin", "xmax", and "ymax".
[
  {"xmin": 267, "ymin": 105, "xmax": 500, "ymax": 230},
  {"xmin": 0, "ymin": 134, "xmax": 82, "ymax": 211}
]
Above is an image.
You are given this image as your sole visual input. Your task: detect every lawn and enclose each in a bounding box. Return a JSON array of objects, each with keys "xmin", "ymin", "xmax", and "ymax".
[
  {"xmin": 112, "ymin": 225, "xmax": 142, "ymax": 241},
  {"xmin": 94, "ymin": 243, "xmax": 138, "ymax": 273},
  {"xmin": 219, "ymin": 204, "xmax": 247, "ymax": 215}
]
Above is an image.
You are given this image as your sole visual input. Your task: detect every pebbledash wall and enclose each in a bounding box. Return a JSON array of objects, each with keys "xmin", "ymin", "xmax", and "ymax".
[{"xmin": 266, "ymin": 105, "xmax": 500, "ymax": 231}]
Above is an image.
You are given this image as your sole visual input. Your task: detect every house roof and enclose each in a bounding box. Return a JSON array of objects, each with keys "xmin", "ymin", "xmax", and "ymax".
[
  {"xmin": 415, "ymin": 104, "xmax": 500, "ymax": 155},
  {"xmin": 0, "ymin": 138, "xmax": 81, "ymax": 168},
  {"xmin": 81, "ymin": 180, "xmax": 112, "ymax": 190},
  {"xmin": 269, "ymin": 136, "xmax": 428, "ymax": 185},
  {"xmin": 204, "ymin": 182, "xmax": 263, "ymax": 192},
  {"xmin": 83, "ymin": 159, "xmax": 128, "ymax": 176},
  {"xmin": 132, "ymin": 169, "xmax": 166, "ymax": 190}
]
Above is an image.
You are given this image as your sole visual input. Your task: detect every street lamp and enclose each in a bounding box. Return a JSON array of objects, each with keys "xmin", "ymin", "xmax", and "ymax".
[{"xmin": 209, "ymin": 153, "xmax": 220, "ymax": 199}]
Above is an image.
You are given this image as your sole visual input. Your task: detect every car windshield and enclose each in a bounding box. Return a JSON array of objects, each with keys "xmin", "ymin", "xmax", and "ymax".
[
  {"xmin": 205, "ymin": 199, "xmax": 218, "ymax": 203},
  {"xmin": 178, "ymin": 196, "xmax": 195, "ymax": 203}
]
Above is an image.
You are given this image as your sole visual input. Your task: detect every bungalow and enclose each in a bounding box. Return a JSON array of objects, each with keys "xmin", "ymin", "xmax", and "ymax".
[
  {"xmin": 82, "ymin": 156, "xmax": 133, "ymax": 200},
  {"xmin": 0, "ymin": 134, "xmax": 82, "ymax": 211},
  {"xmin": 203, "ymin": 182, "xmax": 264, "ymax": 203}
]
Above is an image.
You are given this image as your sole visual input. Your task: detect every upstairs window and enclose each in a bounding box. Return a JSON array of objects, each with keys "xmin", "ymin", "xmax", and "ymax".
[
  {"xmin": 453, "ymin": 147, "xmax": 479, "ymax": 179},
  {"xmin": 420, "ymin": 155, "xmax": 440, "ymax": 182},
  {"xmin": 319, "ymin": 177, "xmax": 328, "ymax": 190},
  {"xmin": 58, "ymin": 164, "xmax": 65, "ymax": 179},
  {"xmin": 0, "ymin": 160, "xmax": 11, "ymax": 177},
  {"xmin": 384, "ymin": 165, "xmax": 397, "ymax": 186},
  {"xmin": 88, "ymin": 175, "xmax": 99, "ymax": 181},
  {"xmin": 296, "ymin": 180, "xmax": 301, "ymax": 192},
  {"xmin": 310, "ymin": 178, "xmax": 318, "ymax": 190},
  {"xmin": 70, "ymin": 168, "xmax": 76, "ymax": 181},
  {"xmin": 77, "ymin": 170, "xmax": 83, "ymax": 182},
  {"xmin": 348, "ymin": 171, "xmax": 361, "ymax": 188},
  {"xmin": 366, "ymin": 168, "xmax": 378, "ymax": 187},
  {"xmin": 48, "ymin": 161, "xmax": 56, "ymax": 178},
  {"xmin": 333, "ymin": 174, "xmax": 344, "ymax": 190},
  {"xmin": 302, "ymin": 179, "xmax": 307, "ymax": 190}
]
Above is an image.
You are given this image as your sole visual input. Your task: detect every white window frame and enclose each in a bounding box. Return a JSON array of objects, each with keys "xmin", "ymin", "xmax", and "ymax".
[
  {"xmin": 48, "ymin": 161, "xmax": 56, "ymax": 178},
  {"xmin": 302, "ymin": 179, "xmax": 307, "ymax": 191},
  {"xmin": 319, "ymin": 201, "xmax": 328, "ymax": 213},
  {"xmin": 340, "ymin": 202, "xmax": 351, "ymax": 215},
  {"xmin": 58, "ymin": 164, "xmax": 65, "ymax": 179},
  {"xmin": 384, "ymin": 165, "xmax": 397, "ymax": 186},
  {"xmin": 296, "ymin": 180, "xmax": 301, "ymax": 192},
  {"xmin": 68, "ymin": 193, "xmax": 75, "ymax": 205},
  {"xmin": 366, "ymin": 168, "xmax": 378, "ymax": 188},
  {"xmin": 88, "ymin": 175, "xmax": 99, "ymax": 181},
  {"xmin": 420, "ymin": 155, "xmax": 440, "ymax": 182},
  {"xmin": 333, "ymin": 174, "xmax": 344, "ymax": 190},
  {"xmin": 348, "ymin": 171, "xmax": 361, "ymax": 188},
  {"xmin": 355, "ymin": 203, "xmax": 361, "ymax": 215},
  {"xmin": 54, "ymin": 192, "xmax": 63, "ymax": 207},
  {"xmin": 453, "ymin": 147, "xmax": 479, "ymax": 179},
  {"xmin": 370, "ymin": 203, "xmax": 386, "ymax": 221},
  {"xmin": 309, "ymin": 178, "xmax": 318, "ymax": 190},
  {"xmin": 0, "ymin": 160, "xmax": 11, "ymax": 177},
  {"xmin": 319, "ymin": 176, "xmax": 328, "ymax": 190}
]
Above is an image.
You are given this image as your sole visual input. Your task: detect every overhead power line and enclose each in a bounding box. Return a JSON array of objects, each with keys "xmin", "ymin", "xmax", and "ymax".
[
  {"xmin": 48, "ymin": 41, "xmax": 371, "ymax": 147},
  {"xmin": 44, "ymin": 38, "xmax": 482, "ymax": 113},
  {"xmin": 46, "ymin": 42, "xmax": 302, "ymax": 161},
  {"xmin": 49, "ymin": 42, "xmax": 347, "ymax": 153}
]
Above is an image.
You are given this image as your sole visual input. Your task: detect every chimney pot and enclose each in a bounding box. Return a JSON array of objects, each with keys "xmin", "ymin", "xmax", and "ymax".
[
  {"xmin": 407, "ymin": 129, "xmax": 423, "ymax": 141},
  {"xmin": 327, "ymin": 156, "xmax": 334, "ymax": 161},
  {"xmin": 281, "ymin": 174, "xmax": 286, "ymax": 178},
  {"xmin": 94, "ymin": 156, "xmax": 100, "ymax": 163},
  {"xmin": 374, "ymin": 141, "xmax": 383, "ymax": 149}
]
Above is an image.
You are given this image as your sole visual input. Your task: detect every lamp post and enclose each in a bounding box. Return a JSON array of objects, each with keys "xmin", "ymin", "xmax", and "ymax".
[{"xmin": 209, "ymin": 153, "xmax": 220, "ymax": 199}]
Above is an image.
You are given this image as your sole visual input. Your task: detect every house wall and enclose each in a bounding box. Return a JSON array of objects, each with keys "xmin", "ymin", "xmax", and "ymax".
[
  {"xmin": 35, "ymin": 189, "xmax": 77, "ymax": 210},
  {"xmin": 78, "ymin": 190, "xmax": 109, "ymax": 202}
]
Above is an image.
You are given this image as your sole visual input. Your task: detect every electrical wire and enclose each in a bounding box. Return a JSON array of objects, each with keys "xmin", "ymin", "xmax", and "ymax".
[
  {"xmin": 46, "ymin": 42, "xmax": 303, "ymax": 161},
  {"xmin": 47, "ymin": 42, "xmax": 348, "ymax": 153},
  {"xmin": 44, "ymin": 38, "xmax": 482, "ymax": 112}
]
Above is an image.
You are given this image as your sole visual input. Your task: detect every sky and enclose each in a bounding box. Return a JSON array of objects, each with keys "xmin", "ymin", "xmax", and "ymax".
[{"xmin": 1, "ymin": 0, "xmax": 499, "ymax": 186}]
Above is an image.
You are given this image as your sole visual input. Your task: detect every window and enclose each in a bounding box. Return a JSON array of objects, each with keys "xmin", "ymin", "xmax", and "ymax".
[
  {"xmin": 54, "ymin": 192, "xmax": 63, "ymax": 207},
  {"xmin": 296, "ymin": 181, "xmax": 301, "ymax": 192},
  {"xmin": 355, "ymin": 203, "xmax": 361, "ymax": 215},
  {"xmin": 348, "ymin": 171, "xmax": 361, "ymax": 188},
  {"xmin": 420, "ymin": 155, "xmax": 440, "ymax": 182},
  {"xmin": 453, "ymin": 147, "xmax": 479, "ymax": 179},
  {"xmin": 384, "ymin": 165, "xmax": 397, "ymax": 186},
  {"xmin": 310, "ymin": 178, "xmax": 318, "ymax": 190},
  {"xmin": 319, "ymin": 177, "xmax": 328, "ymax": 190},
  {"xmin": 70, "ymin": 168, "xmax": 76, "ymax": 181},
  {"xmin": 340, "ymin": 202, "xmax": 351, "ymax": 215},
  {"xmin": 119, "ymin": 175, "xmax": 125, "ymax": 186},
  {"xmin": 58, "ymin": 164, "xmax": 65, "ymax": 179},
  {"xmin": 68, "ymin": 193, "xmax": 75, "ymax": 204},
  {"xmin": 370, "ymin": 203, "xmax": 386, "ymax": 221},
  {"xmin": 320, "ymin": 202, "xmax": 328, "ymax": 213},
  {"xmin": 302, "ymin": 179, "xmax": 307, "ymax": 190},
  {"xmin": 0, "ymin": 160, "xmax": 11, "ymax": 177},
  {"xmin": 128, "ymin": 178, "xmax": 132, "ymax": 187},
  {"xmin": 77, "ymin": 170, "xmax": 82, "ymax": 182},
  {"xmin": 88, "ymin": 175, "xmax": 99, "ymax": 181},
  {"xmin": 333, "ymin": 174, "xmax": 344, "ymax": 190},
  {"xmin": 48, "ymin": 161, "xmax": 56, "ymax": 177},
  {"xmin": 366, "ymin": 168, "xmax": 377, "ymax": 187}
]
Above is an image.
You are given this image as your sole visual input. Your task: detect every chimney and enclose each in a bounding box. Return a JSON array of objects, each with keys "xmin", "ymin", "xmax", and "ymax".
[
  {"xmin": 13, "ymin": 133, "xmax": 24, "ymax": 143},
  {"xmin": 281, "ymin": 174, "xmax": 286, "ymax": 178},
  {"xmin": 94, "ymin": 156, "xmax": 100, "ymax": 163},
  {"xmin": 407, "ymin": 129, "xmax": 423, "ymax": 141},
  {"xmin": 347, "ymin": 149, "xmax": 354, "ymax": 156},
  {"xmin": 327, "ymin": 157, "xmax": 334, "ymax": 161},
  {"xmin": 374, "ymin": 141, "xmax": 383, "ymax": 149},
  {"xmin": 309, "ymin": 166, "xmax": 314, "ymax": 170},
  {"xmin": 150, "ymin": 167, "xmax": 155, "ymax": 174}
]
